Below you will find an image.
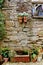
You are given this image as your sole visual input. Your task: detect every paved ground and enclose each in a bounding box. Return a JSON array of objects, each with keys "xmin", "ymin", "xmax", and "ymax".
[{"xmin": 2, "ymin": 60, "xmax": 43, "ymax": 65}]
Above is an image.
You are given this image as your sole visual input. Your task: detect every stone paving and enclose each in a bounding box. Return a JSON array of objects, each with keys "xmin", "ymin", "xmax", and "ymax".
[{"xmin": 2, "ymin": 60, "xmax": 43, "ymax": 65}]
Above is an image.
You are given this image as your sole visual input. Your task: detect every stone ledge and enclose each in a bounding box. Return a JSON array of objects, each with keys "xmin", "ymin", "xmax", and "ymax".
[
  {"xmin": 2, "ymin": 60, "xmax": 43, "ymax": 65},
  {"xmin": 14, "ymin": 55, "xmax": 29, "ymax": 57}
]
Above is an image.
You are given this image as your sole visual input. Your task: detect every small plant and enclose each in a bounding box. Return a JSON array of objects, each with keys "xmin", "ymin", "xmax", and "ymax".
[
  {"xmin": 18, "ymin": 12, "xmax": 28, "ymax": 17},
  {"xmin": 18, "ymin": 13, "xmax": 23, "ymax": 17},
  {"xmin": 1, "ymin": 47, "xmax": 10, "ymax": 62},
  {"xmin": 22, "ymin": 50, "xmax": 28, "ymax": 55},
  {"xmin": 30, "ymin": 50, "xmax": 38, "ymax": 62},
  {"xmin": 16, "ymin": 50, "xmax": 28, "ymax": 55},
  {"xmin": 1, "ymin": 47, "xmax": 10, "ymax": 58},
  {"xmin": 30, "ymin": 45, "xmax": 38, "ymax": 62},
  {"xmin": 23, "ymin": 12, "xmax": 28, "ymax": 16}
]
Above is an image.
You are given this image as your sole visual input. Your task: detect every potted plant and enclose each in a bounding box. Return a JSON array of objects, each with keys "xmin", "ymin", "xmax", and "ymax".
[
  {"xmin": 1, "ymin": 47, "xmax": 10, "ymax": 62},
  {"xmin": 30, "ymin": 48, "xmax": 38, "ymax": 62},
  {"xmin": 18, "ymin": 13, "xmax": 23, "ymax": 23},
  {"xmin": 18, "ymin": 12, "xmax": 28, "ymax": 23},
  {"xmin": 15, "ymin": 50, "xmax": 30, "ymax": 62},
  {"xmin": 0, "ymin": 0, "xmax": 5, "ymax": 8},
  {"xmin": 23, "ymin": 12, "xmax": 28, "ymax": 23}
]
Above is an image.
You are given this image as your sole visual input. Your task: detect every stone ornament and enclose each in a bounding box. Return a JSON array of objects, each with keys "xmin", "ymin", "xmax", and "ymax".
[{"xmin": 18, "ymin": 12, "xmax": 28, "ymax": 23}]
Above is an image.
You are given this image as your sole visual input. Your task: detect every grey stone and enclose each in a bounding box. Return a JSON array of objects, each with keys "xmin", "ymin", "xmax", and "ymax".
[{"xmin": 2, "ymin": 0, "xmax": 43, "ymax": 49}]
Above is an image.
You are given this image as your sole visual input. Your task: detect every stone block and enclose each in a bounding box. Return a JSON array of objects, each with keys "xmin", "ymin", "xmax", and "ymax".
[
  {"xmin": 6, "ymin": 27, "xmax": 14, "ymax": 31},
  {"xmin": 7, "ymin": 31, "xmax": 17, "ymax": 36},
  {"xmin": 5, "ymin": 21, "xmax": 15, "ymax": 27}
]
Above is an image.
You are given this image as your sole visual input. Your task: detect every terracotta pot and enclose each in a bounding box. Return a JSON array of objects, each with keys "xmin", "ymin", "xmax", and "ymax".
[
  {"xmin": 18, "ymin": 16, "xmax": 23, "ymax": 23},
  {"xmin": 0, "ymin": 55, "xmax": 2, "ymax": 61},
  {"xmin": 4, "ymin": 58, "xmax": 8, "ymax": 62},
  {"xmin": 31, "ymin": 57, "xmax": 37, "ymax": 62},
  {"xmin": 32, "ymin": 59, "xmax": 37, "ymax": 62},
  {"xmin": 24, "ymin": 16, "xmax": 27, "ymax": 23}
]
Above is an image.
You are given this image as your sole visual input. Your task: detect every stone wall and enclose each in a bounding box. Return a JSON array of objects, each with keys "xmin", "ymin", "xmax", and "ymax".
[{"xmin": 1, "ymin": 0, "xmax": 43, "ymax": 50}]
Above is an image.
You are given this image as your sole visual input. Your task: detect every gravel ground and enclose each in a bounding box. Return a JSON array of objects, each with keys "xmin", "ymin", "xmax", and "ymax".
[{"xmin": 2, "ymin": 60, "xmax": 43, "ymax": 65}]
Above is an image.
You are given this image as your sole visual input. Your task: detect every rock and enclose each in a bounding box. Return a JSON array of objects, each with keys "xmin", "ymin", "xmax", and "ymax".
[
  {"xmin": 5, "ymin": 21, "xmax": 15, "ymax": 27},
  {"xmin": 7, "ymin": 31, "xmax": 17, "ymax": 36},
  {"xmin": 22, "ymin": 28, "xmax": 30, "ymax": 32},
  {"xmin": 31, "ymin": 36, "xmax": 39, "ymax": 41},
  {"xmin": 20, "ymin": 40, "xmax": 28, "ymax": 46},
  {"xmin": 6, "ymin": 27, "xmax": 14, "ymax": 31}
]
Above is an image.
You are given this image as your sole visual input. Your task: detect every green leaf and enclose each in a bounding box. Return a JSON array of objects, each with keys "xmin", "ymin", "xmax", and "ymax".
[{"xmin": 0, "ymin": 0, "xmax": 4, "ymax": 3}]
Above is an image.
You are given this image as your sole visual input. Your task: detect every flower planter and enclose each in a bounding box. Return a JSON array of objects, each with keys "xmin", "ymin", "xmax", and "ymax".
[
  {"xmin": 24, "ymin": 16, "xmax": 27, "ymax": 23},
  {"xmin": 1, "ymin": 47, "xmax": 10, "ymax": 63},
  {"xmin": 12, "ymin": 55, "xmax": 30, "ymax": 62},
  {"xmin": 18, "ymin": 16, "xmax": 23, "ymax": 23},
  {"xmin": 18, "ymin": 12, "xmax": 28, "ymax": 23},
  {"xmin": 3, "ymin": 58, "xmax": 8, "ymax": 62}
]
